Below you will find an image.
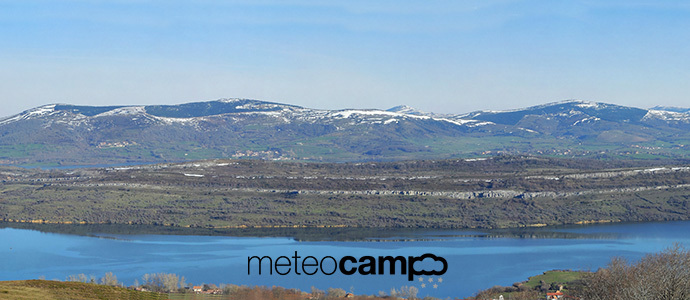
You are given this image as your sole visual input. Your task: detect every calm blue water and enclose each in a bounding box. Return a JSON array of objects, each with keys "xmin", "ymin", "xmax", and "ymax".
[{"xmin": 2, "ymin": 221, "xmax": 690, "ymax": 298}]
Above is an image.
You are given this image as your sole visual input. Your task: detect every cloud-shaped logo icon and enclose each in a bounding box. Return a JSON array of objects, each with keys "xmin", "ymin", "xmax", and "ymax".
[{"xmin": 407, "ymin": 253, "xmax": 447, "ymax": 281}]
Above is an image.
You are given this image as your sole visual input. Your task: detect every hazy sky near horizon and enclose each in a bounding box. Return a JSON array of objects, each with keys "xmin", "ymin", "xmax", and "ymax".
[{"xmin": 1, "ymin": 0, "xmax": 689, "ymax": 118}]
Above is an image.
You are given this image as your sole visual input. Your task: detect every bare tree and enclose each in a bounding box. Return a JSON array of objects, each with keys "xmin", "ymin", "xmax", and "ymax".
[
  {"xmin": 100, "ymin": 272, "xmax": 120, "ymax": 286},
  {"xmin": 66, "ymin": 273, "xmax": 90, "ymax": 283},
  {"xmin": 310, "ymin": 286, "xmax": 325, "ymax": 300},
  {"xmin": 390, "ymin": 285, "xmax": 419, "ymax": 299},
  {"xmin": 326, "ymin": 287, "xmax": 346, "ymax": 298},
  {"xmin": 140, "ymin": 272, "xmax": 184, "ymax": 293},
  {"xmin": 581, "ymin": 244, "xmax": 690, "ymax": 300}
]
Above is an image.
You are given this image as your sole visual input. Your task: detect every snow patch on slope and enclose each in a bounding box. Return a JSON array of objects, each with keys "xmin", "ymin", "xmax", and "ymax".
[
  {"xmin": 573, "ymin": 116, "xmax": 601, "ymax": 126},
  {"xmin": 473, "ymin": 100, "xmax": 603, "ymax": 115},
  {"xmin": 327, "ymin": 109, "xmax": 492, "ymax": 128},
  {"xmin": 330, "ymin": 109, "xmax": 431, "ymax": 120},
  {"xmin": 442, "ymin": 118, "xmax": 492, "ymax": 127},
  {"xmin": 95, "ymin": 106, "xmax": 146, "ymax": 117},
  {"xmin": 154, "ymin": 116, "xmax": 200, "ymax": 124},
  {"xmin": 574, "ymin": 101, "xmax": 600, "ymax": 109},
  {"xmin": 0, "ymin": 104, "xmax": 57, "ymax": 125},
  {"xmin": 643, "ymin": 110, "xmax": 690, "ymax": 122},
  {"xmin": 387, "ymin": 105, "xmax": 434, "ymax": 116},
  {"xmin": 218, "ymin": 98, "xmax": 243, "ymax": 103}
]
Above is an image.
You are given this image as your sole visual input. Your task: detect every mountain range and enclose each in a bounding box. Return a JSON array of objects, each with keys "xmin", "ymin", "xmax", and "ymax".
[{"xmin": 1, "ymin": 99, "xmax": 689, "ymax": 166}]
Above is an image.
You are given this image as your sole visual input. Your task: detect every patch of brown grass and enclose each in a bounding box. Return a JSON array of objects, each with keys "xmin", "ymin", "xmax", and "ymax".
[{"xmin": 0, "ymin": 280, "xmax": 166, "ymax": 300}]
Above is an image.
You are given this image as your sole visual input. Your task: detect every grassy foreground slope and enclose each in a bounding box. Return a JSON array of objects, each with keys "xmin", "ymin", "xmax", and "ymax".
[
  {"xmin": 0, "ymin": 280, "xmax": 408, "ymax": 300},
  {"xmin": 0, "ymin": 280, "xmax": 165, "ymax": 300}
]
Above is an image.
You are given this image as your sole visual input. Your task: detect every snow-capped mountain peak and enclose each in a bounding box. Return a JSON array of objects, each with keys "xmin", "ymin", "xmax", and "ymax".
[
  {"xmin": 2, "ymin": 98, "xmax": 690, "ymax": 165},
  {"xmin": 650, "ymin": 106, "xmax": 690, "ymax": 114},
  {"xmin": 0, "ymin": 104, "xmax": 58, "ymax": 125},
  {"xmin": 386, "ymin": 105, "xmax": 434, "ymax": 116}
]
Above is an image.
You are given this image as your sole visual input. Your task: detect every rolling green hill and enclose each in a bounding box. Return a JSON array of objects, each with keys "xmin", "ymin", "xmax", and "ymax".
[{"xmin": 2, "ymin": 156, "xmax": 690, "ymax": 229}]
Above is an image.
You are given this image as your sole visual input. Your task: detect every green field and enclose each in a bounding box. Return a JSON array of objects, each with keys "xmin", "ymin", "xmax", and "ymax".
[{"xmin": 523, "ymin": 270, "xmax": 586, "ymax": 289}]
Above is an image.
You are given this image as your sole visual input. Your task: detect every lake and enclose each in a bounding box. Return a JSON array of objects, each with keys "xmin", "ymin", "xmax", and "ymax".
[{"xmin": 2, "ymin": 221, "xmax": 690, "ymax": 298}]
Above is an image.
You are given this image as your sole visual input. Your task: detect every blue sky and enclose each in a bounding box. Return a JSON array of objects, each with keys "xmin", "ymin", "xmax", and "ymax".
[{"xmin": 1, "ymin": 0, "xmax": 689, "ymax": 117}]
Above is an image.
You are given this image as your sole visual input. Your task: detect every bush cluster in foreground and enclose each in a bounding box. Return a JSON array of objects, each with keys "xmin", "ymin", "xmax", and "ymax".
[{"xmin": 473, "ymin": 245, "xmax": 690, "ymax": 300}]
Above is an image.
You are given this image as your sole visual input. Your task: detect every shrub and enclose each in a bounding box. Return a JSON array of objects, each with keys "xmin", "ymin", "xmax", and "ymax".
[{"xmin": 580, "ymin": 244, "xmax": 690, "ymax": 300}]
